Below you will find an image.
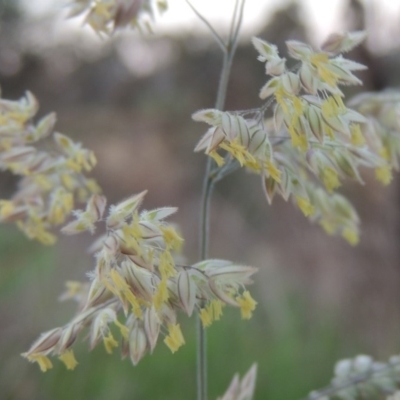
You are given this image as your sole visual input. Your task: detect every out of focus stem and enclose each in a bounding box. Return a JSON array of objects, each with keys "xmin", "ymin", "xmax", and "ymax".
[{"xmin": 197, "ymin": 2, "xmax": 246, "ymax": 400}]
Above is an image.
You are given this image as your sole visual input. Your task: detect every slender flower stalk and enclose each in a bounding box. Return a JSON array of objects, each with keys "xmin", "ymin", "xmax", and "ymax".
[{"xmin": 194, "ymin": 1, "xmax": 247, "ymax": 399}]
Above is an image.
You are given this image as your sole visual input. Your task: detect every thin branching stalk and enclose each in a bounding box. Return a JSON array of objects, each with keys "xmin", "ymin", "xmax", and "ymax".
[
  {"xmin": 194, "ymin": 1, "xmax": 247, "ymax": 399},
  {"xmin": 185, "ymin": 0, "xmax": 227, "ymax": 53},
  {"xmin": 230, "ymin": 0, "xmax": 246, "ymax": 52},
  {"xmin": 228, "ymin": 0, "xmax": 241, "ymax": 44}
]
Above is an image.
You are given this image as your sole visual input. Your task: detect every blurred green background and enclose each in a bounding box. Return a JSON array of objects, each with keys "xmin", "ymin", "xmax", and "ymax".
[{"xmin": 1, "ymin": 0, "xmax": 400, "ymax": 399}]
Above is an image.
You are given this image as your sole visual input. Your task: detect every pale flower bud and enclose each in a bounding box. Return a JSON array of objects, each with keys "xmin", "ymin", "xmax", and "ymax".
[
  {"xmin": 177, "ymin": 269, "xmax": 196, "ymax": 316},
  {"xmin": 218, "ymin": 374, "xmax": 240, "ymax": 400},
  {"xmin": 23, "ymin": 328, "xmax": 62, "ymax": 356},
  {"xmin": 23, "ymin": 91, "xmax": 40, "ymax": 118},
  {"xmin": 248, "ymin": 125, "xmax": 267, "ymax": 157},
  {"xmin": 281, "ymin": 72, "xmax": 301, "ymax": 95},
  {"xmin": 218, "ymin": 364, "xmax": 258, "ymax": 400},
  {"xmin": 103, "ymin": 234, "xmax": 120, "ymax": 255},
  {"xmin": 208, "ymin": 279, "xmax": 239, "ymax": 307},
  {"xmin": 353, "ymin": 355, "xmax": 373, "ymax": 373},
  {"xmin": 252, "ymin": 37, "xmax": 279, "ymax": 62},
  {"xmin": 144, "ymin": 307, "xmax": 161, "ymax": 353},
  {"xmin": 192, "ymin": 109, "xmax": 222, "ymax": 125},
  {"xmin": 107, "ymin": 190, "xmax": 147, "ymax": 229},
  {"xmin": 334, "ymin": 359, "xmax": 353, "ymax": 378},
  {"xmin": 321, "ymin": 31, "xmax": 366, "ymax": 54},
  {"xmin": 266, "ymin": 57, "xmax": 286, "ymax": 76},
  {"xmin": 299, "ymin": 63, "xmax": 318, "ymax": 95},
  {"xmin": 286, "ymin": 40, "xmax": 313, "ymax": 60},
  {"xmin": 129, "ymin": 320, "xmax": 148, "ymax": 366},
  {"xmin": 275, "ymin": 169, "xmax": 291, "ymax": 202},
  {"xmin": 32, "ymin": 113, "xmax": 57, "ymax": 142},
  {"xmin": 54, "ymin": 132, "xmax": 75, "ymax": 154},
  {"xmin": 221, "ymin": 113, "xmax": 250, "ymax": 144},
  {"xmin": 87, "ymin": 194, "xmax": 107, "ymax": 222},
  {"xmin": 158, "ymin": 303, "xmax": 177, "ymax": 325},
  {"xmin": 332, "ymin": 56, "xmax": 367, "ymax": 72},
  {"xmin": 238, "ymin": 363, "xmax": 258, "ymax": 400},
  {"xmin": 327, "ymin": 64, "xmax": 362, "ymax": 86},
  {"xmin": 122, "ymin": 260, "xmax": 154, "ymax": 302},
  {"xmin": 306, "ymin": 105, "xmax": 324, "ymax": 142},
  {"xmin": 206, "ymin": 264, "xmax": 258, "ymax": 285},
  {"xmin": 141, "ymin": 207, "xmax": 178, "ymax": 221},
  {"xmin": 203, "ymin": 127, "xmax": 226, "ymax": 153},
  {"xmin": 194, "ymin": 127, "xmax": 215, "ymax": 153},
  {"xmin": 335, "ymin": 152, "xmax": 363, "ymax": 183},
  {"xmin": 259, "ymin": 77, "xmax": 280, "ymax": 99},
  {"xmin": 262, "ymin": 175, "xmax": 277, "ymax": 205},
  {"xmin": 193, "ymin": 259, "xmax": 232, "ymax": 271},
  {"xmin": 0, "ymin": 146, "xmax": 35, "ymax": 164},
  {"xmin": 321, "ymin": 32, "xmax": 348, "ymax": 54},
  {"xmin": 57, "ymin": 324, "xmax": 79, "ymax": 354},
  {"xmin": 84, "ymin": 278, "xmax": 110, "ymax": 309},
  {"xmin": 139, "ymin": 221, "xmax": 162, "ymax": 239}
]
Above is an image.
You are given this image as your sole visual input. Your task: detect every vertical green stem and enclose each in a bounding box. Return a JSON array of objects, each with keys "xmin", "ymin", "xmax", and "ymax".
[
  {"xmin": 197, "ymin": 157, "xmax": 213, "ymax": 400},
  {"xmin": 199, "ymin": 53, "xmax": 230, "ymax": 259},
  {"xmin": 197, "ymin": 6, "xmax": 244, "ymax": 397}
]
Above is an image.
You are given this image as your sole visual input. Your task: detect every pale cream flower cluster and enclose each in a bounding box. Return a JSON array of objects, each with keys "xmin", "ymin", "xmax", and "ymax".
[
  {"xmin": 0, "ymin": 89, "xmax": 99, "ymax": 245},
  {"xmin": 348, "ymin": 90, "xmax": 400, "ymax": 185},
  {"xmin": 22, "ymin": 191, "xmax": 257, "ymax": 371},
  {"xmin": 67, "ymin": 0, "xmax": 168, "ymax": 35},
  {"xmin": 193, "ymin": 32, "xmax": 400, "ymax": 245},
  {"xmin": 309, "ymin": 354, "xmax": 400, "ymax": 400}
]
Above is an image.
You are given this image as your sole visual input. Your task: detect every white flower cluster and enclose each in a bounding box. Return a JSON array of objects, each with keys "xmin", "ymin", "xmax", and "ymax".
[
  {"xmin": 348, "ymin": 90, "xmax": 400, "ymax": 184},
  {"xmin": 0, "ymin": 89, "xmax": 99, "ymax": 245},
  {"xmin": 67, "ymin": 0, "xmax": 168, "ymax": 35},
  {"xmin": 22, "ymin": 191, "xmax": 258, "ymax": 371},
  {"xmin": 193, "ymin": 32, "xmax": 400, "ymax": 245},
  {"xmin": 308, "ymin": 354, "xmax": 400, "ymax": 400}
]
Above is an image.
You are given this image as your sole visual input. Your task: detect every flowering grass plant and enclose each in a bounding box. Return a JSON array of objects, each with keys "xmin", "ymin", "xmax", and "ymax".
[{"xmin": 1, "ymin": 1, "xmax": 400, "ymax": 399}]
